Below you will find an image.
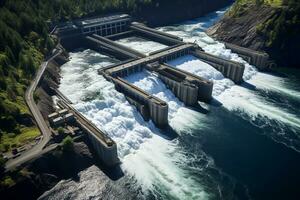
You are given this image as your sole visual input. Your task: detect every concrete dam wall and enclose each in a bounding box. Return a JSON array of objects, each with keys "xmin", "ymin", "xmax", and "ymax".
[
  {"xmin": 130, "ymin": 22, "xmax": 183, "ymax": 46},
  {"xmin": 103, "ymin": 74, "xmax": 169, "ymax": 128},
  {"xmin": 92, "ymin": 34, "xmax": 146, "ymax": 58},
  {"xmin": 192, "ymin": 49, "xmax": 245, "ymax": 83},
  {"xmin": 224, "ymin": 42, "xmax": 270, "ymax": 70},
  {"xmin": 84, "ymin": 36, "xmax": 137, "ymax": 60},
  {"xmin": 146, "ymin": 62, "xmax": 213, "ymax": 105},
  {"xmin": 57, "ymin": 98, "xmax": 119, "ymax": 167},
  {"xmin": 104, "ymin": 44, "xmax": 194, "ymax": 78}
]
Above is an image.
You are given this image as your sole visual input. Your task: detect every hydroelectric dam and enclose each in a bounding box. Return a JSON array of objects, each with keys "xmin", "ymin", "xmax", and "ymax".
[{"xmin": 54, "ymin": 14, "xmax": 271, "ymax": 166}]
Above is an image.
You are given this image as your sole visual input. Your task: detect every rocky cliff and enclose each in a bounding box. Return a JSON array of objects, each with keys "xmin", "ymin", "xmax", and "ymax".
[{"xmin": 207, "ymin": 0, "xmax": 300, "ymax": 68}]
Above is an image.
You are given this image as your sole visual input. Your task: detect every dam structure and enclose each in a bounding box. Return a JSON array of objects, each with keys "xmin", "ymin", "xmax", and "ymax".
[
  {"xmin": 55, "ymin": 93, "xmax": 120, "ymax": 167},
  {"xmin": 55, "ymin": 14, "xmax": 249, "ymax": 125},
  {"xmin": 224, "ymin": 42, "xmax": 271, "ymax": 70},
  {"xmin": 54, "ymin": 14, "xmax": 260, "ymax": 166}
]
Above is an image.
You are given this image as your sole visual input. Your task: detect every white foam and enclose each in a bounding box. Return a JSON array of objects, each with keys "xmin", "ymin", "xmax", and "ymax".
[
  {"xmin": 250, "ymin": 72, "xmax": 300, "ymax": 100},
  {"xmin": 167, "ymin": 55, "xmax": 234, "ymax": 96},
  {"xmin": 116, "ymin": 36, "xmax": 168, "ymax": 55}
]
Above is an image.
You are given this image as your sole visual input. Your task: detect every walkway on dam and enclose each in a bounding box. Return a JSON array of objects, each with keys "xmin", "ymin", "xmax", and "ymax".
[
  {"xmin": 57, "ymin": 98, "xmax": 114, "ymax": 147},
  {"xmin": 105, "ymin": 43, "xmax": 194, "ymax": 75}
]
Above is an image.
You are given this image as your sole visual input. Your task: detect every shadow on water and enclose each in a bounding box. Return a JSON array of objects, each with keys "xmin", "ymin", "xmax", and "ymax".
[
  {"xmin": 210, "ymin": 98, "xmax": 223, "ymax": 107},
  {"xmin": 241, "ymin": 81, "xmax": 257, "ymax": 91},
  {"xmin": 156, "ymin": 125, "xmax": 178, "ymax": 140},
  {"xmin": 187, "ymin": 103, "xmax": 210, "ymax": 114}
]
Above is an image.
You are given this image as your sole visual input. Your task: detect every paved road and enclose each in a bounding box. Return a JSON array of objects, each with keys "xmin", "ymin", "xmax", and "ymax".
[{"xmin": 5, "ymin": 50, "xmax": 62, "ymax": 170}]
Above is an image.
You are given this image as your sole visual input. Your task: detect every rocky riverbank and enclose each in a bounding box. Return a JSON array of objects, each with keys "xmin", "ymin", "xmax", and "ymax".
[
  {"xmin": 207, "ymin": 0, "xmax": 300, "ymax": 68},
  {"xmin": 36, "ymin": 50, "xmax": 69, "ymax": 119}
]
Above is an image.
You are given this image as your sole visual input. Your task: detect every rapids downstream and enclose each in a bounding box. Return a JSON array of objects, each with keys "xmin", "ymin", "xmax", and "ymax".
[{"xmin": 39, "ymin": 7, "xmax": 300, "ymax": 200}]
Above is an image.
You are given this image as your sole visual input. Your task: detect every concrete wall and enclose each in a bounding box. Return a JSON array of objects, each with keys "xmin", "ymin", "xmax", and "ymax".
[
  {"xmin": 191, "ymin": 78, "xmax": 213, "ymax": 102},
  {"xmin": 86, "ymin": 129, "xmax": 119, "ymax": 167},
  {"xmin": 84, "ymin": 36, "xmax": 135, "ymax": 60},
  {"xmin": 130, "ymin": 24, "xmax": 183, "ymax": 46},
  {"xmin": 57, "ymin": 98, "xmax": 119, "ymax": 167},
  {"xmin": 148, "ymin": 63, "xmax": 213, "ymax": 105},
  {"xmin": 225, "ymin": 42, "xmax": 269, "ymax": 70},
  {"xmin": 111, "ymin": 63, "xmax": 144, "ymax": 77},
  {"xmin": 192, "ymin": 50, "xmax": 245, "ymax": 83},
  {"xmin": 108, "ymin": 76, "xmax": 169, "ymax": 128},
  {"xmin": 92, "ymin": 34, "xmax": 145, "ymax": 58},
  {"xmin": 158, "ymin": 74, "xmax": 199, "ymax": 105},
  {"xmin": 148, "ymin": 97, "xmax": 169, "ymax": 127}
]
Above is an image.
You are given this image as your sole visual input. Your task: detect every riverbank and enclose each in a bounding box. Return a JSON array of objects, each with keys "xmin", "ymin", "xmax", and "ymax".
[{"xmin": 207, "ymin": 0, "xmax": 300, "ymax": 68}]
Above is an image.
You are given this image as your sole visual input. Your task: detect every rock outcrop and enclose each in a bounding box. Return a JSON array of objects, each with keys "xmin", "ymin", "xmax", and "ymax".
[{"xmin": 207, "ymin": 0, "xmax": 300, "ymax": 68}]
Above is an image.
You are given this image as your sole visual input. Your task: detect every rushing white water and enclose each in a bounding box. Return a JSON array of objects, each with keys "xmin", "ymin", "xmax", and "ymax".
[
  {"xmin": 167, "ymin": 55, "xmax": 234, "ymax": 96},
  {"xmin": 116, "ymin": 36, "xmax": 168, "ymax": 55}
]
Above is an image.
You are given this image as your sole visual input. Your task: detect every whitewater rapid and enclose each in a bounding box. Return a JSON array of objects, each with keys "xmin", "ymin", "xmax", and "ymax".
[{"xmin": 116, "ymin": 36, "xmax": 168, "ymax": 55}]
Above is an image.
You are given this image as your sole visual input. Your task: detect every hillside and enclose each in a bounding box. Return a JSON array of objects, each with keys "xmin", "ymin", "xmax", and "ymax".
[{"xmin": 207, "ymin": 0, "xmax": 300, "ymax": 68}]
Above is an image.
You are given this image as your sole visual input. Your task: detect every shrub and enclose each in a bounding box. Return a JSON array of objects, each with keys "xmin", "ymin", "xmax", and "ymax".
[
  {"xmin": 57, "ymin": 127, "xmax": 65, "ymax": 135},
  {"xmin": 62, "ymin": 136, "xmax": 74, "ymax": 152}
]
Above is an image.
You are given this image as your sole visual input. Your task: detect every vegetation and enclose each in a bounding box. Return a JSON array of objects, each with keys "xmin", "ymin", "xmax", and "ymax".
[
  {"xmin": 0, "ymin": 175, "xmax": 15, "ymax": 188},
  {"xmin": 62, "ymin": 136, "xmax": 74, "ymax": 152},
  {"xmin": 0, "ymin": 127, "xmax": 40, "ymax": 152},
  {"xmin": 228, "ymin": 0, "xmax": 300, "ymax": 67},
  {"xmin": 0, "ymin": 0, "xmax": 54, "ymax": 152},
  {"xmin": 57, "ymin": 127, "xmax": 65, "ymax": 135}
]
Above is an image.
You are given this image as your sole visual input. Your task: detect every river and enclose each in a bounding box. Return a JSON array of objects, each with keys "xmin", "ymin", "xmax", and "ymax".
[{"xmin": 39, "ymin": 7, "xmax": 300, "ymax": 200}]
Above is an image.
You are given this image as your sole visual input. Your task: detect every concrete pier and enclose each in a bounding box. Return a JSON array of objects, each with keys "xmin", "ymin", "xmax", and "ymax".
[
  {"xmin": 84, "ymin": 36, "xmax": 138, "ymax": 60},
  {"xmin": 102, "ymin": 43, "xmax": 194, "ymax": 77},
  {"xmin": 192, "ymin": 49, "xmax": 245, "ymax": 83},
  {"xmin": 131, "ymin": 22, "xmax": 183, "ymax": 41},
  {"xmin": 102, "ymin": 74, "xmax": 169, "ymax": 127},
  {"xmin": 146, "ymin": 62, "xmax": 213, "ymax": 105},
  {"xmin": 92, "ymin": 34, "xmax": 146, "ymax": 58},
  {"xmin": 130, "ymin": 23, "xmax": 183, "ymax": 46},
  {"xmin": 225, "ymin": 42, "xmax": 270, "ymax": 70},
  {"xmin": 57, "ymin": 98, "xmax": 119, "ymax": 167}
]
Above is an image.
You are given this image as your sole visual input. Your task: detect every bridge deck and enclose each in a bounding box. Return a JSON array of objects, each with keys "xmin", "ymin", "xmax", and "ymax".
[{"xmin": 105, "ymin": 43, "xmax": 194, "ymax": 75}]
